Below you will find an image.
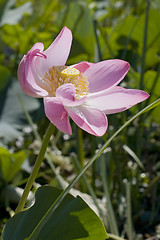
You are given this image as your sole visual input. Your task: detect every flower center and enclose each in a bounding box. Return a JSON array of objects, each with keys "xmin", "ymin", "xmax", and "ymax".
[{"xmin": 42, "ymin": 66, "xmax": 89, "ymax": 97}]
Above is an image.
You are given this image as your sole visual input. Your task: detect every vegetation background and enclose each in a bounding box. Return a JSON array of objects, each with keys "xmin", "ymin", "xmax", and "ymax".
[{"xmin": 0, "ymin": 0, "xmax": 160, "ymax": 239}]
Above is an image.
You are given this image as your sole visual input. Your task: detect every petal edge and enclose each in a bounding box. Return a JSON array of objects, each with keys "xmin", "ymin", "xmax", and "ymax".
[
  {"xmin": 66, "ymin": 105, "xmax": 108, "ymax": 136},
  {"xmin": 44, "ymin": 97, "xmax": 72, "ymax": 134},
  {"xmin": 84, "ymin": 59, "xmax": 130, "ymax": 93},
  {"xmin": 86, "ymin": 86, "xmax": 149, "ymax": 114}
]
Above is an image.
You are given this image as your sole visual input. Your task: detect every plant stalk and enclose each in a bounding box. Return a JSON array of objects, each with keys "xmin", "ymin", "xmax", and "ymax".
[
  {"xmin": 100, "ymin": 154, "xmax": 119, "ymax": 235},
  {"xmin": 140, "ymin": 0, "xmax": 150, "ymax": 90},
  {"xmin": 15, "ymin": 122, "xmax": 54, "ymax": 214}
]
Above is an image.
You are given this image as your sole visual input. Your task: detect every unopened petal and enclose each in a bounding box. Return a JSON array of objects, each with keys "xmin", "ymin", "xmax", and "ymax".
[
  {"xmin": 17, "ymin": 51, "xmax": 48, "ymax": 97},
  {"xmin": 18, "ymin": 28, "xmax": 72, "ymax": 97},
  {"xmin": 56, "ymin": 84, "xmax": 85, "ymax": 106},
  {"xmin": 44, "ymin": 97, "xmax": 72, "ymax": 134},
  {"xmin": 84, "ymin": 59, "xmax": 130, "ymax": 93},
  {"xmin": 86, "ymin": 86, "xmax": 149, "ymax": 114},
  {"xmin": 56, "ymin": 83, "xmax": 76, "ymax": 101},
  {"xmin": 66, "ymin": 105, "xmax": 108, "ymax": 136}
]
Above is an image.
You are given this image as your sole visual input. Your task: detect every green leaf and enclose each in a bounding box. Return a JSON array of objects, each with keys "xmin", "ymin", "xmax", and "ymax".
[
  {"xmin": 128, "ymin": 69, "xmax": 160, "ymax": 122},
  {"xmin": 0, "ymin": 147, "xmax": 27, "ymax": 182},
  {"xmin": 60, "ymin": 2, "xmax": 95, "ymax": 60},
  {"xmin": 0, "ymin": 79, "xmax": 40, "ymax": 142},
  {"xmin": 0, "ymin": 65, "xmax": 11, "ymax": 91},
  {"xmin": 0, "ymin": 0, "xmax": 32, "ymax": 26},
  {"xmin": 1, "ymin": 24, "xmax": 33, "ymax": 53},
  {"xmin": 143, "ymin": 70, "xmax": 160, "ymax": 121},
  {"xmin": 2, "ymin": 186, "xmax": 108, "ymax": 240},
  {"xmin": 103, "ymin": 9, "xmax": 160, "ymax": 67}
]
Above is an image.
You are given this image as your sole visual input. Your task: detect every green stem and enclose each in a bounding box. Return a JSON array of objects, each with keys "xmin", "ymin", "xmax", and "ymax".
[
  {"xmin": 126, "ymin": 182, "xmax": 134, "ymax": 240},
  {"xmin": 71, "ymin": 153, "xmax": 108, "ymax": 227},
  {"xmin": 143, "ymin": 175, "xmax": 160, "ymax": 196},
  {"xmin": 108, "ymin": 234, "xmax": 126, "ymax": 240},
  {"xmin": 93, "ymin": 19, "xmax": 102, "ymax": 62},
  {"xmin": 76, "ymin": 127, "xmax": 86, "ymax": 192},
  {"xmin": 140, "ymin": 0, "xmax": 150, "ymax": 90},
  {"xmin": 137, "ymin": 0, "xmax": 150, "ymax": 157},
  {"xmin": 17, "ymin": 94, "xmax": 41, "ymax": 142},
  {"xmin": 123, "ymin": 145, "xmax": 145, "ymax": 170},
  {"xmin": 98, "ymin": 23, "xmax": 114, "ymax": 58},
  {"xmin": 121, "ymin": 18, "xmax": 139, "ymax": 60},
  {"xmin": 15, "ymin": 122, "xmax": 54, "ymax": 214},
  {"xmin": 18, "ymin": 94, "xmax": 66, "ymax": 189},
  {"xmin": 77, "ymin": 128, "xmax": 84, "ymax": 168},
  {"xmin": 100, "ymin": 154, "xmax": 119, "ymax": 235}
]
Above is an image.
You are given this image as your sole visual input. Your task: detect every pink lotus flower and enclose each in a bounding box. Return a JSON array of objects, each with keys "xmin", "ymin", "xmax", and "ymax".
[{"xmin": 18, "ymin": 27, "xmax": 149, "ymax": 136}]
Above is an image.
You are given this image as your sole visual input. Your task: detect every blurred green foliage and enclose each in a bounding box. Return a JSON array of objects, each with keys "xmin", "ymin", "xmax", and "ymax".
[
  {"xmin": 0, "ymin": 0, "xmax": 160, "ymax": 239},
  {"xmin": 0, "ymin": 147, "xmax": 27, "ymax": 182}
]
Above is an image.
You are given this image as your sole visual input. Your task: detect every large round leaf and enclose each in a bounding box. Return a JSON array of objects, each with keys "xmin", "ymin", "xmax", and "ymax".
[{"xmin": 2, "ymin": 186, "xmax": 108, "ymax": 240}]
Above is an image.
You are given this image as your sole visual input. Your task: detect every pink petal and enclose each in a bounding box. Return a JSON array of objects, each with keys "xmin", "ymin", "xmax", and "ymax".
[
  {"xmin": 44, "ymin": 97, "xmax": 72, "ymax": 134},
  {"xmin": 37, "ymin": 27, "xmax": 72, "ymax": 76},
  {"xmin": 73, "ymin": 62, "xmax": 94, "ymax": 73},
  {"xmin": 86, "ymin": 86, "xmax": 150, "ymax": 114},
  {"xmin": 17, "ymin": 49, "xmax": 48, "ymax": 97},
  {"xmin": 66, "ymin": 105, "xmax": 108, "ymax": 136},
  {"xmin": 18, "ymin": 27, "xmax": 72, "ymax": 97},
  {"xmin": 56, "ymin": 84, "xmax": 86, "ymax": 106},
  {"xmin": 84, "ymin": 59, "xmax": 130, "ymax": 93},
  {"xmin": 56, "ymin": 83, "xmax": 76, "ymax": 100}
]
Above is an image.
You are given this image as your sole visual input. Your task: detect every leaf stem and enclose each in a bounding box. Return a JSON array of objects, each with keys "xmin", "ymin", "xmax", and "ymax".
[
  {"xmin": 77, "ymin": 127, "xmax": 84, "ymax": 168},
  {"xmin": 100, "ymin": 154, "xmax": 119, "ymax": 235},
  {"xmin": 126, "ymin": 182, "xmax": 134, "ymax": 240},
  {"xmin": 15, "ymin": 122, "xmax": 54, "ymax": 214},
  {"xmin": 93, "ymin": 19, "xmax": 102, "ymax": 61},
  {"xmin": 137, "ymin": 0, "xmax": 150, "ymax": 157},
  {"xmin": 140, "ymin": 0, "xmax": 150, "ymax": 90},
  {"xmin": 71, "ymin": 153, "xmax": 108, "ymax": 226}
]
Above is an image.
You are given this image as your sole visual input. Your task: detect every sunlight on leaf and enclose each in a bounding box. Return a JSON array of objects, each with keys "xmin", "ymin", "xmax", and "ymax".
[{"xmin": 2, "ymin": 186, "xmax": 108, "ymax": 240}]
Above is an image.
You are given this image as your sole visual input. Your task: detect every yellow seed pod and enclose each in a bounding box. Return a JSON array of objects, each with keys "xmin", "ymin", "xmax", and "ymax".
[{"xmin": 55, "ymin": 66, "xmax": 80, "ymax": 78}]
